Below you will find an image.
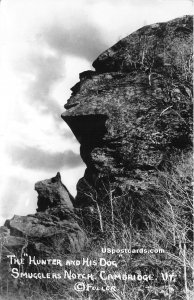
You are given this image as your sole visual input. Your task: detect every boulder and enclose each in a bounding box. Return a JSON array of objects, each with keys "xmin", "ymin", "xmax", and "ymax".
[{"xmin": 1, "ymin": 173, "xmax": 87, "ymax": 256}]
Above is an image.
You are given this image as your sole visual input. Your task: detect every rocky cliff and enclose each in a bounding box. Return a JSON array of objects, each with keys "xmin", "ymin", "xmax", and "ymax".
[
  {"xmin": 0, "ymin": 14, "xmax": 192, "ymax": 258},
  {"xmin": 62, "ymin": 15, "xmax": 192, "ymax": 211},
  {"xmin": 0, "ymin": 15, "xmax": 192, "ymax": 300}
]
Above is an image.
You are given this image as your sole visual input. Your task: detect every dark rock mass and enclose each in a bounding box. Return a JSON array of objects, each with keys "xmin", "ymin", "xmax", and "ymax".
[
  {"xmin": 1, "ymin": 173, "xmax": 87, "ymax": 256},
  {"xmin": 62, "ymin": 15, "xmax": 193, "ymax": 208}
]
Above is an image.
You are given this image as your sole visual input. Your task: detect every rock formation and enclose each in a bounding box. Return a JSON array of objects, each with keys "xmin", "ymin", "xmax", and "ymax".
[
  {"xmin": 62, "ymin": 15, "xmax": 192, "ymax": 212},
  {"xmin": 0, "ymin": 16, "xmax": 192, "ymax": 300},
  {"xmin": 0, "ymin": 14, "xmax": 192, "ymax": 257},
  {"xmin": 1, "ymin": 173, "xmax": 86, "ymax": 256},
  {"xmin": 35, "ymin": 172, "xmax": 74, "ymax": 212},
  {"xmin": 0, "ymin": 15, "xmax": 192, "ymax": 300}
]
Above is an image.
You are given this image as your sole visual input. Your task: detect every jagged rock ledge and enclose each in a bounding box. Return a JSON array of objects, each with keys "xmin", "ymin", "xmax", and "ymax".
[{"xmin": 0, "ymin": 173, "xmax": 87, "ymax": 256}]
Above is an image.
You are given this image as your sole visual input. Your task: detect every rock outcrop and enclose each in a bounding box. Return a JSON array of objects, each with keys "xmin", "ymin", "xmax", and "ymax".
[
  {"xmin": 35, "ymin": 172, "xmax": 74, "ymax": 212},
  {"xmin": 0, "ymin": 15, "xmax": 192, "ymax": 300},
  {"xmin": 1, "ymin": 173, "xmax": 86, "ymax": 256},
  {"xmin": 0, "ymin": 15, "xmax": 192, "ymax": 258},
  {"xmin": 62, "ymin": 15, "xmax": 193, "ymax": 210}
]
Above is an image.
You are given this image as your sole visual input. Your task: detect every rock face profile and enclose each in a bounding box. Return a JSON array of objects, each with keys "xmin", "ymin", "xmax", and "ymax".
[
  {"xmin": 62, "ymin": 15, "xmax": 192, "ymax": 209},
  {"xmin": 2, "ymin": 173, "xmax": 86, "ymax": 255},
  {"xmin": 0, "ymin": 15, "xmax": 192, "ymax": 257},
  {"xmin": 0, "ymin": 15, "xmax": 192, "ymax": 300}
]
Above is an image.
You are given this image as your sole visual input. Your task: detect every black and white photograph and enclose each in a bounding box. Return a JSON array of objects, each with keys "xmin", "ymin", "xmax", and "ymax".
[{"xmin": 0, "ymin": 0, "xmax": 193, "ymax": 299}]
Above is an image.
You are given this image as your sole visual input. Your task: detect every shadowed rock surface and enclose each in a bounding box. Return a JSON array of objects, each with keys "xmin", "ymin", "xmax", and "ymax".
[{"xmin": 62, "ymin": 15, "xmax": 193, "ymax": 208}]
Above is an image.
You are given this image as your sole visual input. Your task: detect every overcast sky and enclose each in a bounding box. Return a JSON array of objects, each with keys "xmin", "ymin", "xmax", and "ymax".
[{"xmin": 0, "ymin": 0, "xmax": 192, "ymax": 225}]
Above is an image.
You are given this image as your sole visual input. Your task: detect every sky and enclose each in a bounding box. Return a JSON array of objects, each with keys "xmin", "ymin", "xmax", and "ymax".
[{"xmin": 0, "ymin": 0, "xmax": 192, "ymax": 225}]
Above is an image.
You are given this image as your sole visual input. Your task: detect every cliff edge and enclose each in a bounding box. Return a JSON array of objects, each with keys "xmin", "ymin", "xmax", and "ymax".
[{"xmin": 62, "ymin": 15, "xmax": 192, "ymax": 211}]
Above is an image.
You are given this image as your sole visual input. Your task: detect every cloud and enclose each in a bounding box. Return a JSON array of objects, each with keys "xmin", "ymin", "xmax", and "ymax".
[
  {"xmin": 0, "ymin": 176, "xmax": 36, "ymax": 221},
  {"xmin": 43, "ymin": 19, "xmax": 108, "ymax": 62},
  {"xmin": 21, "ymin": 15, "xmax": 108, "ymax": 128},
  {"xmin": 24, "ymin": 53, "xmax": 64, "ymax": 122},
  {"xmin": 8, "ymin": 145, "xmax": 83, "ymax": 171}
]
